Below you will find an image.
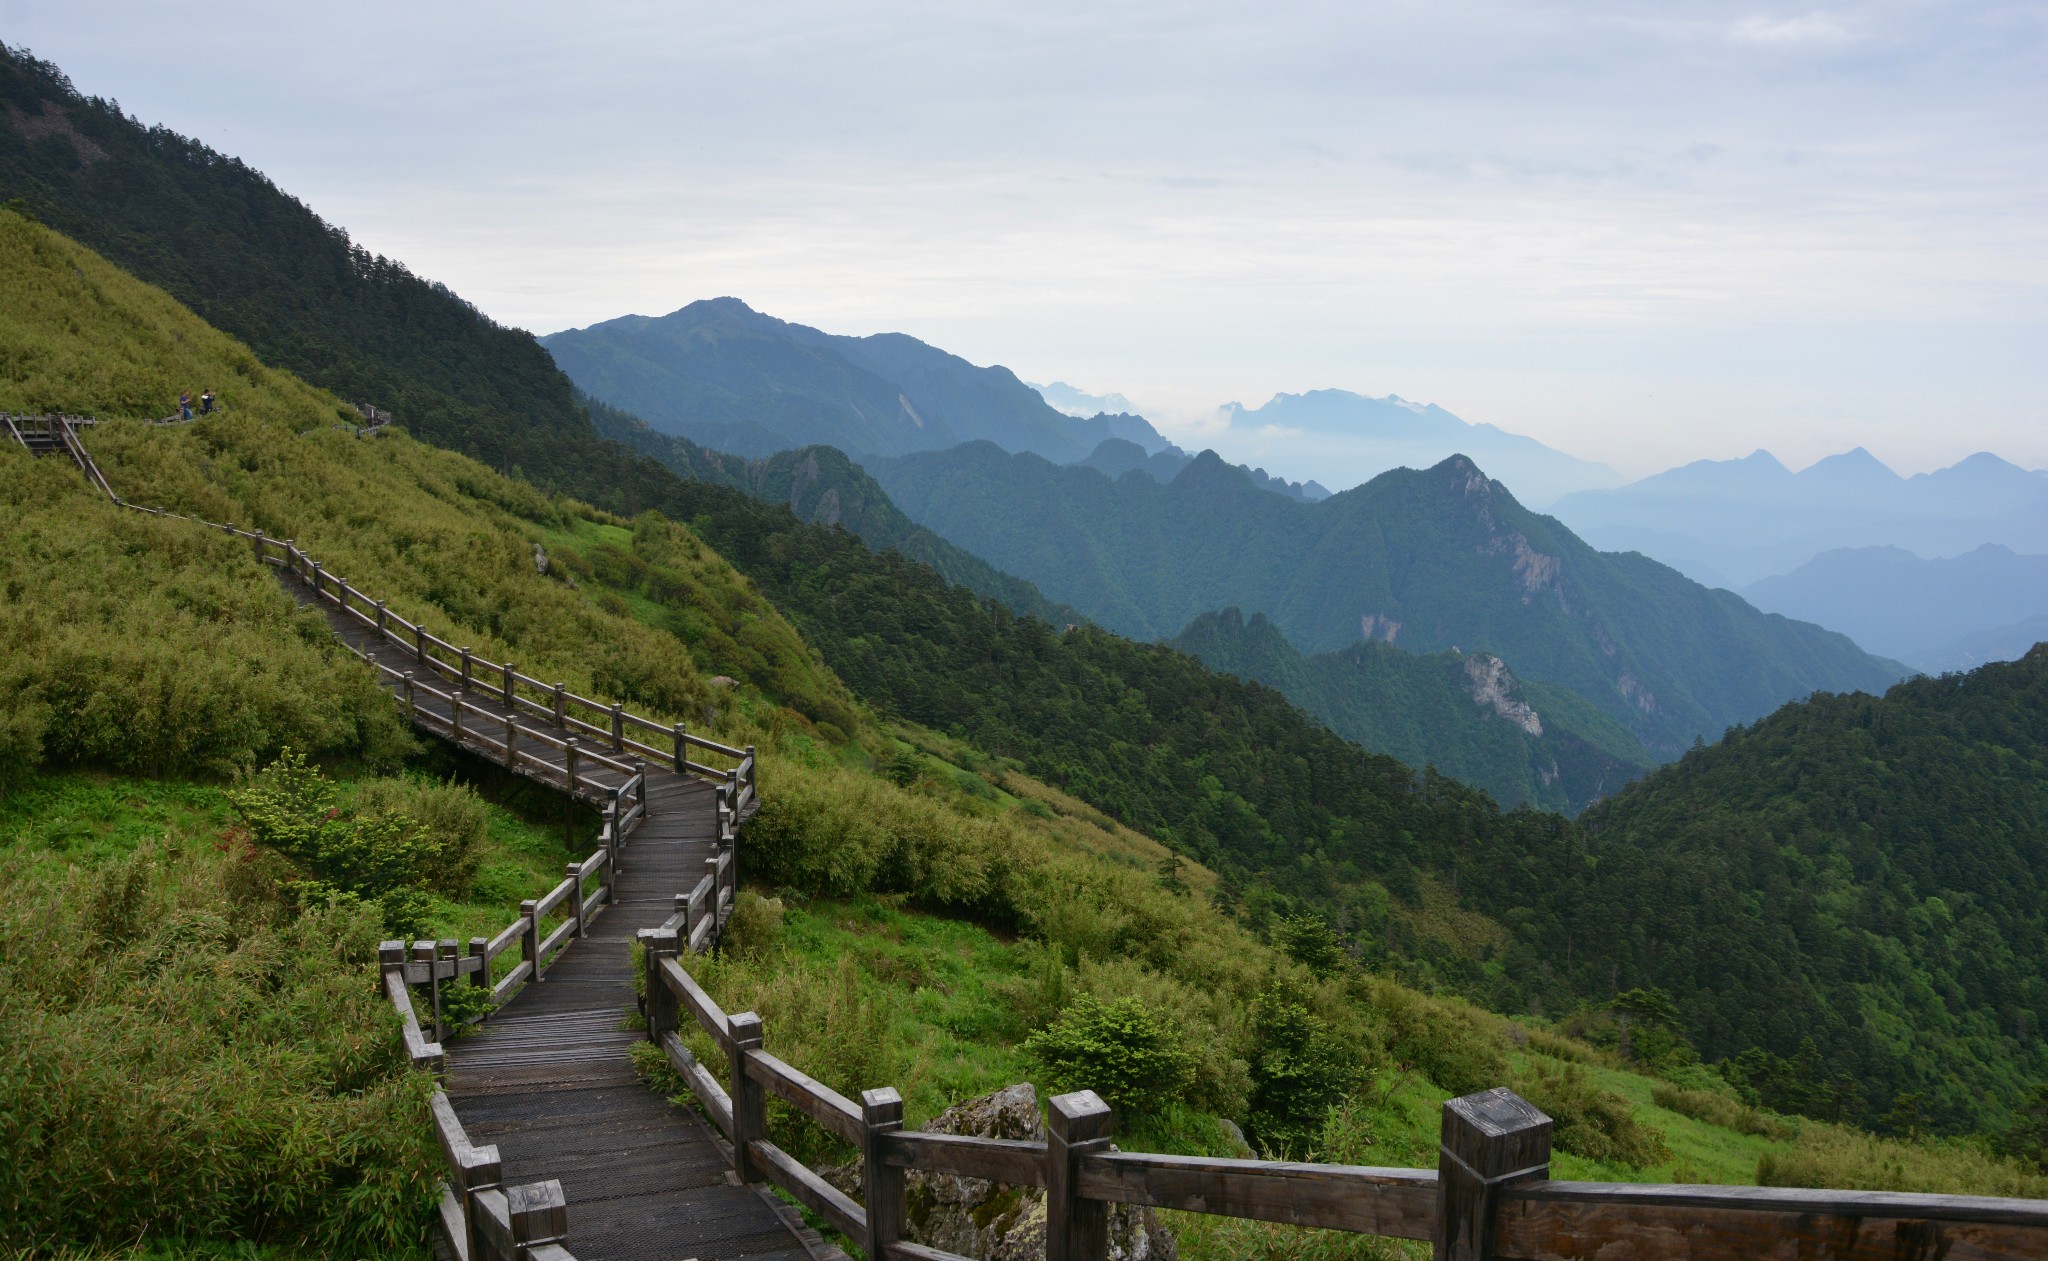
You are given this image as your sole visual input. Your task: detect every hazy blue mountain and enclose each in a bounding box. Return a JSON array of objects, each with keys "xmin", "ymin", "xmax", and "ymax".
[
  {"xmin": 1173, "ymin": 608, "xmax": 1654, "ymax": 812},
  {"xmin": 544, "ymin": 299, "xmax": 1168, "ymax": 463},
  {"xmin": 1030, "ymin": 379, "xmax": 1140, "ymax": 421},
  {"xmin": 1076, "ymin": 438, "xmax": 1329, "ymax": 502},
  {"xmin": 1915, "ymin": 615, "xmax": 2048, "ymax": 675},
  {"xmin": 580, "ymin": 393, "xmax": 1083, "ymax": 627},
  {"xmin": 865, "ymin": 443, "xmax": 1905, "ymax": 757},
  {"xmin": 1553, "ymin": 448, "xmax": 2048, "ymax": 587},
  {"xmin": 1213, "ymin": 390, "xmax": 1623, "ymax": 505},
  {"xmin": 1741, "ymin": 544, "xmax": 2048, "ymax": 667}
]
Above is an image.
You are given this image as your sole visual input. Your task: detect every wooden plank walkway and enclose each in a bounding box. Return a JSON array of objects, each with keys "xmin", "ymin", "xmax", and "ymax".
[{"xmin": 286, "ymin": 572, "xmax": 831, "ymax": 1261}]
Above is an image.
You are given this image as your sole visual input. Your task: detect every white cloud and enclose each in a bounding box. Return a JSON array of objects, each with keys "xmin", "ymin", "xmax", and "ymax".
[{"xmin": 1729, "ymin": 12, "xmax": 1860, "ymax": 46}]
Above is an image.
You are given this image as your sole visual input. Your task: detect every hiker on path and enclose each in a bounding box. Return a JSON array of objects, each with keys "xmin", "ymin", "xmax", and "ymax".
[
  {"xmin": 178, "ymin": 390, "xmax": 191, "ymax": 421},
  {"xmin": 199, "ymin": 388, "xmax": 215, "ymax": 415}
]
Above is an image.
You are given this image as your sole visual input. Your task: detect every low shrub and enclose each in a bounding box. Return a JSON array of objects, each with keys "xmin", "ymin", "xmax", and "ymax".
[
  {"xmin": 0, "ymin": 837, "xmax": 436, "ymax": 1254},
  {"xmin": 1025, "ymin": 994, "xmax": 1199, "ymax": 1119},
  {"xmin": 229, "ymin": 749, "xmax": 446, "ymax": 937},
  {"xmin": 1513, "ymin": 1061, "xmax": 1672, "ymax": 1168},
  {"xmin": 1651, "ymin": 1082, "xmax": 1794, "ymax": 1139},
  {"xmin": 351, "ymin": 773, "xmax": 490, "ymax": 896},
  {"xmin": 1757, "ymin": 1125, "xmax": 2048, "ymax": 1197}
]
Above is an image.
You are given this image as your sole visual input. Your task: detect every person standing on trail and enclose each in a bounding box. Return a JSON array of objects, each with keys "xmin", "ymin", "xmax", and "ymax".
[
  {"xmin": 178, "ymin": 390, "xmax": 192, "ymax": 421},
  {"xmin": 199, "ymin": 389, "xmax": 215, "ymax": 415}
]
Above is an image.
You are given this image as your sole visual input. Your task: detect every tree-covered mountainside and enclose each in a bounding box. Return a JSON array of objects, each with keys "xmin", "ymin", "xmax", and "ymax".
[
  {"xmin": 1571, "ymin": 652, "xmax": 2048, "ymax": 1133},
  {"xmin": 542, "ymin": 296, "xmax": 1165, "ymax": 463},
  {"xmin": 11, "ymin": 49, "xmax": 2044, "ymax": 1138},
  {"xmin": 1172, "ymin": 608, "xmax": 1654, "ymax": 813},
  {"xmin": 865, "ymin": 441, "xmax": 1906, "ymax": 758},
  {"xmin": 583, "ymin": 392, "xmax": 1083, "ymax": 626}
]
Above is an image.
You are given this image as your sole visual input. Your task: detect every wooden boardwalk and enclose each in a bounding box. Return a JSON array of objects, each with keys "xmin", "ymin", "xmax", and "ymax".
[{"xmin": 288, "ymin": 573, "xmax": 830, "ymax": 1261}]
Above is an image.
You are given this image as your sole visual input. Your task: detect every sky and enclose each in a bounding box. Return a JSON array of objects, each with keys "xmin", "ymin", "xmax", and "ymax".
[{"xmin": 7, "ymin": 0, "xmax": 2046, "ymax": 478}]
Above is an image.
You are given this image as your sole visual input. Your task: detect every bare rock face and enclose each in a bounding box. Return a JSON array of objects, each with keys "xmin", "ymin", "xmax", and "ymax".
[{"xmin": 826, "ymin": 1084, "xmax": 1176, "ymax": 1261}]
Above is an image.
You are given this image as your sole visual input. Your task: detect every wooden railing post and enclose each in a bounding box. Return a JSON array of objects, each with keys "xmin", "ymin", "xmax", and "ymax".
[
  {"xmin": 505, "ymin": 717, "xmax": 519, "ymax": 770},
  {"xmin": 1434, "ymin": 1088, "xmax": 1551, "ymax": 1261},
  {"xmin": 415, "ymin": 623, "xmax": 427, "ymax": 665},
  {"xmin": 251, "ymin": 527, "xmax": 265, "ymax": 563},
  {"xmin": 728, "ymin": 1011, "xmax": 766, "ymax": 1182},
  {"xmin": 414, "ymin": 940, "xmax": 443, "ymax": 1042},
  {"xmin": 605, "ymin": 803, "xmax": 620, "ymax": 876},
  {"xmin": 469, "ymin": 937, "xmax": 488, "ymax": 991},
  {"xmin": 508, "ymin": 1179, "xmax": 569, "ymax": 1255},
  {"xmin": 673, "ymin": 722, "xmax": 687, "ymax": 773},
  {"xmin": 639, "ymin": 926, "xmax": 679, "ymax": 1043},
  {"xmin": 610, "ymin": 702, "xmax": 624, "ymax": 752},
  {"xmin": 563, "ymin": 738, "xmax": 579, "ymax": 795},
  {"xmin": 632, "ymin": 760, "xmax": 646, "ymax": 812},
  {"xmin": 403, "ymin": 671, "xmax": 417, "ymax": 726},
  {"xmin": 375, "ymin": 599, "xmax": 387, "ymax": 634},
  {"xmin": 744, "ymin": 745, "xmax": 756, "ymax": 798},
  {"xmin": 705, "ymin": 855, "xmax": 720, "ymax": 952},
  {"xmin": 337, "ymin": 576, "xmax": 352, "ymax": 612},
  {"xmin": 521, "ymin": 899, "xmax": 542, "ymax": 984},
  {"xmin": 502, "ymin": 660, "xmax": 516, "ymax": 706},
  {"xmin": 452, "ymin": 689, "xmax": 466, "ymax": 744},
  {"xmin": 1047, "ymin": 1090, "xmax": 1114, "ymax": 1261},
  {"xmin": 567, "ymin": 862, "xmax": 585, "ymax": 938},
  {"xmin": 553, "ymin": 683, "xmax": 566, "ymax": 727},
  {"xmin": 861, "ymin": 1087, "xmax": 906, "ymax": 1259},
  {"xmin": 309, "ymin": 560, "xmax": 324, "ymax": 598},
  {"xmin": 461, "ymin": 647, "xmax": 474, "ymax": 690}
]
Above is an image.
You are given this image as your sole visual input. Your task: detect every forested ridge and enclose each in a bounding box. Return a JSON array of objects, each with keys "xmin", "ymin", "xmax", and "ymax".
[
  {"xmin": 1172, "ymin": 607, "xmax": 1655, "ymax": 813},
  {"xmin": 1572, "ymin": 653, "xmax": 2048, "ymax": 1132},
  {"xmin": 5, "ymin": 42, "xmax": 2045, "ymax": 1138},
  {"xmin": 864, "ymin": 439, "xmax": 1906, "ymax": 758}
]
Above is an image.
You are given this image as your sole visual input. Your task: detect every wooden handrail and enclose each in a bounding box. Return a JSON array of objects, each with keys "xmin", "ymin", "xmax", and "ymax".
[{"xmin": 644, "ymin": 937, "xmax": 2048, "ymax": 1261}]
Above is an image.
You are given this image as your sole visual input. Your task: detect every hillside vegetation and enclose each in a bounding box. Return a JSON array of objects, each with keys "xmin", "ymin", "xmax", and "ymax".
[
  {"xmin": 6, "ymin": 50, "xmax": 2045, "ymax": 1146},
  {"xmin": 1580, "ymin": 656, "xmax": 2048, "ymax": 1133},
  {"xmin": 864, "ymin": 441, "xmax": 1904, "ymax": 759},
  {"xmin": 1173, "ymin": 608, "xmax": 1654, "ymax": 812}
]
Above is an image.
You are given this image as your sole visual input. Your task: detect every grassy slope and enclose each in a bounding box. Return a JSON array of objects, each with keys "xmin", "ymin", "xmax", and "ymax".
[{"xmin": 4, "ymin": 210, "xmax": 2040, "ymax": 1258}]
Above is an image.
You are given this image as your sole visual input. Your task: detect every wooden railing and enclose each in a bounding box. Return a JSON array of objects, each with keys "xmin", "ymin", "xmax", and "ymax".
[
  {"xmin": 426, "ymin": 1089, "xmax": 574, "ymax": 1261},
  {"xmin": 644, "ymin": 946, "xmax": 2048, "ymax": 1261},
  {"xmin": 24, "ymin": 414, "xmax": 757, "ymax": 1261}
]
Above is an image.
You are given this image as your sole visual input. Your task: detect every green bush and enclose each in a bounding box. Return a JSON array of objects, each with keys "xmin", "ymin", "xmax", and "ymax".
[
  {"xmin": 230, "ymin": 749, "xmax": 446, "ymax": 937},
  {"xmin": 1247, "ymin": 986, "xmax": 1365, "ymax": 1156},
  {"xmin": 1025, "ymin": 994, "xmax": 1198, "ymax": 1118},
  {"xmin": 1651, "ymin": 1082, "xmax": 1793, "ymax": 1139},
  {"xmin": 1512, "ymin": 1060, "xmax": 1671, "ymax": 1168},
  {"xmin": 1757, "ymin": 1123, "xmax": 2048, "ymax": 1196},
  {"xmin": 351, "ymin": 773, "xmax": 490, "ymax": 896},
  {"xmin": 0, "ymin": 838, "xmax": 436, "ymax": 1254}
]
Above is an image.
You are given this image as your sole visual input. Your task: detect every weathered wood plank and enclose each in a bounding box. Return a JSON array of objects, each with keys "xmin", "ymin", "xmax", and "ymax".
[
  {"xmin": 1496, "ymin": 1183, "xmax": 2048, "ymax": 1261},
  {"xmin": 749, "ymin": 1137, "xmax": 866, "ymax": 1241},
  {"xmin": 1079, "ymin": 1152, "xmax": 1435, "ymax": 1238},
  {"xmin": 745, "ymin": 1049, "xmax": 864, "ymax": 1147},
  {"xmin": 660, "ymin": 955, "xmax": 731, "ymax": 1045},
  {"xmin": 663, "ymin": 1031, "xmax": 734, "ymax": 1139},
  {"xmin": 882, "ymin": 1131, "xmax": 1048, "ymax": 1188}
]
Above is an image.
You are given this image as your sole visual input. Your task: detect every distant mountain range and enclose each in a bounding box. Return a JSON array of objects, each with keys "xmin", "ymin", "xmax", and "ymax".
[
  {"xmin": 1741, "ymin": 544, "xmax": 2048, "ymax": 669},
  {"xmin": 1172, "ymin": 608, "xmax": 1655, "ymax": 812},
  {"xmin": 542, "ymin": 299, "xmax": 1168, "ymax": 464},
  {"xmin": 1552, "ymin": 447, "xmax": 2048, "ymax": 589},
  {"xmin": 1209, "ymin": 390, "xmax": 1624, "ymax": 505},
  {"xmin": 865, "ymin": 443, "xmax": 1905, "ymax": 758},
  {"xmin": 1029, "ymin": 380, "xmax": 1140, "ymax": 420}
]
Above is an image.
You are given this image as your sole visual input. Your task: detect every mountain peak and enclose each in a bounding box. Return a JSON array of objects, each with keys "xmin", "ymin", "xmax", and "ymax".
[{"xmin": 1798, "ymin": 447, "xmax": 1901, "ymax": 484}]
